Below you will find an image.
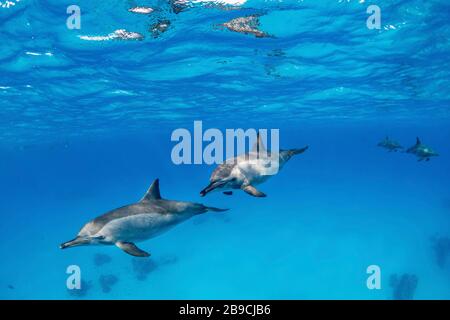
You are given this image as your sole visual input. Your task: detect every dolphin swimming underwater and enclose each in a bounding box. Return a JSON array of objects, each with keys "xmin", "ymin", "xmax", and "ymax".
[
  {"xmin": 60, "ymin": 179, "xmax": 227, "ymax": 257},
  {"xmin": 169, "ymin": 0, "xmax": 248, "ymax": 13},
  {"xmin": 406, "ymin": 137, "xmax": 439, "ymax": 161},
  {"xmin": 221, "ymin": 15, "xmax": 271, "ymax": 38},
  {"xmin": 200, "ymin": 133, "xmax": 308, "ymax": 197},
  {"xmin": 377, "ymin": 136, "xmax": 403, "ymax": 152}
]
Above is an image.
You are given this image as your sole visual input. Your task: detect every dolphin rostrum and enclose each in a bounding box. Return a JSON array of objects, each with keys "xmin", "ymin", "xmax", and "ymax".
[
  {"xmin": 200, "ymin": 133, "xmax": 308, "ymax": 197},
  {"xmin": 60, "ymin": 179, "xmax": 227, "ymax": 257}
]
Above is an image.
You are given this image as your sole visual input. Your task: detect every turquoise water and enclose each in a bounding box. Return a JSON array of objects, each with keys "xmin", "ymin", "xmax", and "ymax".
[{"xmin": 1, "ymin": 0, "xmax": 449, "ymax": 299}]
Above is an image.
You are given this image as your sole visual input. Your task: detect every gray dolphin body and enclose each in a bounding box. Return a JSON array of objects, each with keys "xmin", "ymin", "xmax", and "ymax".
[
  {"xmin": 60, "ymin": 179, "xmax": 227, "ymax": 257},
  {"xmin": 406, "ymin": 137, "xmax": 439, "ymax": 161},
  {"xmin": 378, "ymin": 136, "xmax": 403, "ymax": 152},
  {"xmin": 200, "ymin": 134, "xmax": 308, "ymax": 197}
]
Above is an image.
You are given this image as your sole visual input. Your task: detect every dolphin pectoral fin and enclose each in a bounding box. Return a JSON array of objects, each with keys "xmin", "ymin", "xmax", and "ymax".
[
  {"xmin": 223, "ymin": 191, "xmax": 233, "ymax": 196},
  {"xmin": 116, "ymin": 242, "xmax": 150, "ymax": 257},
  {"xmin": 242, "ymin": 185, "xmax": 266, "ymax": 197}
]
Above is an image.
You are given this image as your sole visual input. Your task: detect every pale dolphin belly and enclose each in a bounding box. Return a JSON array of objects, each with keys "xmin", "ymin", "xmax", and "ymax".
[
  {"xmin": 235, "ymin": 157, "xmax": 279, "ymax": 185},
  {"xmin": 97, "ymin": 213, "xmax": 186, "ymax": 243}
]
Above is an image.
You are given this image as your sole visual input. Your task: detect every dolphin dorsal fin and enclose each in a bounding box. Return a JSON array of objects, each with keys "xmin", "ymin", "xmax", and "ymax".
[
  {"xmin": 141, "ymin": 179, "xmax": 161, "ymax": 201},
  {"xmin": 251, "ymin": 132, "xmax": 267, "ymax": 154},
  {"xmin": 416, "ymin": 137, "xmax": 421, "ymax": 145}
]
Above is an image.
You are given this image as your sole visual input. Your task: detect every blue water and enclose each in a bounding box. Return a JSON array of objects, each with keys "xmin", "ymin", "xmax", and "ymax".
[{"xmin": 1, "ymin": 0, "xmax": 450, "ymax": 299}]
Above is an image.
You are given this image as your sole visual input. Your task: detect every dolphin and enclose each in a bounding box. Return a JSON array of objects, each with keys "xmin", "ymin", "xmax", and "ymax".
[
  {"xmin": 377, "ymin": 136, "xmax": 404, "ymax": 152},
  {"xmin": 128, "ymin": 7, "xmax": 154, "ymax": 14},
  {"xmin": 150, "ymin": 19, "xmax": 171, "ymax": 38},
  {"xmin": 78, "ymin": 29, "xmax": 144, "ymax": 42},
  {"xmin": 406, "ymin": 137, "xmax": 439, "ymax": 161},
  {"xmin": 200, "ymin": 133, "xmax": 308, "ymax": 197},
  {"xmin": 60, "ymin": 179, "xmax": 227, "ymax": 257},
  {"xmin": 221, "ymin": 15, "xmax": 272, "ymax": 38},
  {"xmin": 170, "ymin": 0, "xmax": 188, "ymax": 13},
  {"xmin": 169, "ymin": 0, "xmax": 247, "ymax": 13}
]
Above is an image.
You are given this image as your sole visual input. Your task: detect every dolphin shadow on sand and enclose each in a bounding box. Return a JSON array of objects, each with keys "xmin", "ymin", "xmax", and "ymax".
[
  {"xmin": 389, "ymin": 274, "xmax": 418, "ymax": 300},
  {"xmin": 67, "ymin": 280, "xmax": 93, "ymax": 298},
  {"xmin": 132, "ymin": 255, "xmax": 178, "ymax": 280},
  {"xmin": 431, "ymin": 235, "xmax": 450, "ymax": 269},
  {"xmin": 94, "ymin": 253, "xmax": 112, "ymax": 266},
  {"xmin": 99, "ymin": 274, "xmax": 118, "ymax": 293}
]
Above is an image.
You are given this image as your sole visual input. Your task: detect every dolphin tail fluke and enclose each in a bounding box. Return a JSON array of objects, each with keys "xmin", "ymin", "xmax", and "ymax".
[
  {"xmin": 288, "ymin": 146, "xmax": 309, "ymax": 156},
  {"xmin": 116, "ymin": 241, "xmax": 150, "ymax": 257},
  {"xmin": 205, "ymin": 206, "xmax": 229, "ymax": 212}
]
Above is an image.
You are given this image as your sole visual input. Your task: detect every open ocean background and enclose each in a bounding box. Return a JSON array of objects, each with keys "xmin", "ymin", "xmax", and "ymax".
[{"xmin": 0, "ymin": 0, "xmax": 449, "ymax": 299}]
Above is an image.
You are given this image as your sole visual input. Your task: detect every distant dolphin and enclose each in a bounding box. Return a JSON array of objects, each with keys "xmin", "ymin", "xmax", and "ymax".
[
  {"xmin": 221, "ymin": 15, "xmax": 272, "ymax": 38},
  {"xmin": 150, "ymin": 19, "xmax": 171, "ymax": 38},
  {"xmin": 406, "ymin": 137, "xmax": 439, "ymax": 161},
  {"xmin": 170, "ymin": 0, "xmax": 188, "ymax": 13},
  {"xmin": 377, "ymin": 136, "xmax": 403, "ymax": 152},
  {"xmin": 200, "ymin": 134, "xmax": 308, "ymax": 197},
  {"xmin": 78, "ymin": 29, "xmax": 144, "ymax": 41},
  {"xmin": 60, "ymin": 179, "xmax": 227, "ymax": 257},
  {"xmin": 128, "ymin": 7, "xmax": 154, "ymax": 14},
  {"xmin": 169, "ymin": 0, "xmax": 247, "ymax": 13}
]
